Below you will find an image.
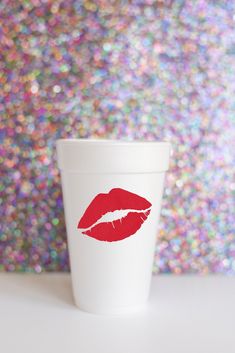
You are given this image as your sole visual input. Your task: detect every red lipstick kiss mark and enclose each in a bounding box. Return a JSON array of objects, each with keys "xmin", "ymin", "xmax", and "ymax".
[{"xmin": 77, "ymin": 188, "xmax": 152, "ymax": 242}]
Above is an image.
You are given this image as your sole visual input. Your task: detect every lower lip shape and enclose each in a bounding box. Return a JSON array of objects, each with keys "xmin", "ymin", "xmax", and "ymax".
[{"xmin": 77, "ymin": 188, "xmax": 152, "ymax": 242}]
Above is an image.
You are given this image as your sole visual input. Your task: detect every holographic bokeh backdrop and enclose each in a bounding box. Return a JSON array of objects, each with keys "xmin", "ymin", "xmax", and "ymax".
[{"xmin": 0, "ymin": 1, "xmax": 235, "ymax": 273}]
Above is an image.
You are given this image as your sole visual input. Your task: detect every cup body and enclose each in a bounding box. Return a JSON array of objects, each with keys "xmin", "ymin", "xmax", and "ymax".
[{"xmin": 56, "ymin": 139, "xmax": 171, "ymax": 314}]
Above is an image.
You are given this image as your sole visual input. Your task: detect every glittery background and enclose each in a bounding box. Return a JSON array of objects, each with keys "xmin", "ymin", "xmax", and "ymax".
[{"xmin": 0, "ymin": 1, "xmax": 235, "ymax": 274}]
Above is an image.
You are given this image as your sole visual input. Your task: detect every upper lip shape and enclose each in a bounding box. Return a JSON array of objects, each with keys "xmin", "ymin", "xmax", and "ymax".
[{"xmin": 77, "ymin": 188, "xmax": 152, "ymax": 242}]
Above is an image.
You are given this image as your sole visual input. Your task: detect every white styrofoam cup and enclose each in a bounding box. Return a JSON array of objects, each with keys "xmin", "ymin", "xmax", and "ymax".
[{"xmin": 56, "ymin": 138, "xmax": 171, "ymax": 314}]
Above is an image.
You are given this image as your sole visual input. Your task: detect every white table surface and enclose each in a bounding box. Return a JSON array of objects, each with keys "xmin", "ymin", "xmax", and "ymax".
[{"xmin": 0, "ymin": 273, "xmax": 234, "ymax": 353}]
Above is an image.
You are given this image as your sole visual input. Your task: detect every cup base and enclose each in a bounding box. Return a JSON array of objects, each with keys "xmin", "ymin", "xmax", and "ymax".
[{"xmin": 74, "ymin": 300, "xmax": 148, "ymax": 316}]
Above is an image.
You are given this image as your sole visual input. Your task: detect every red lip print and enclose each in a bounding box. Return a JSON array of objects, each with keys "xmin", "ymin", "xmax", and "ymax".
[{"xmin": 77, "ymin": 188, "xmax": 152, "ymax": 242}]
